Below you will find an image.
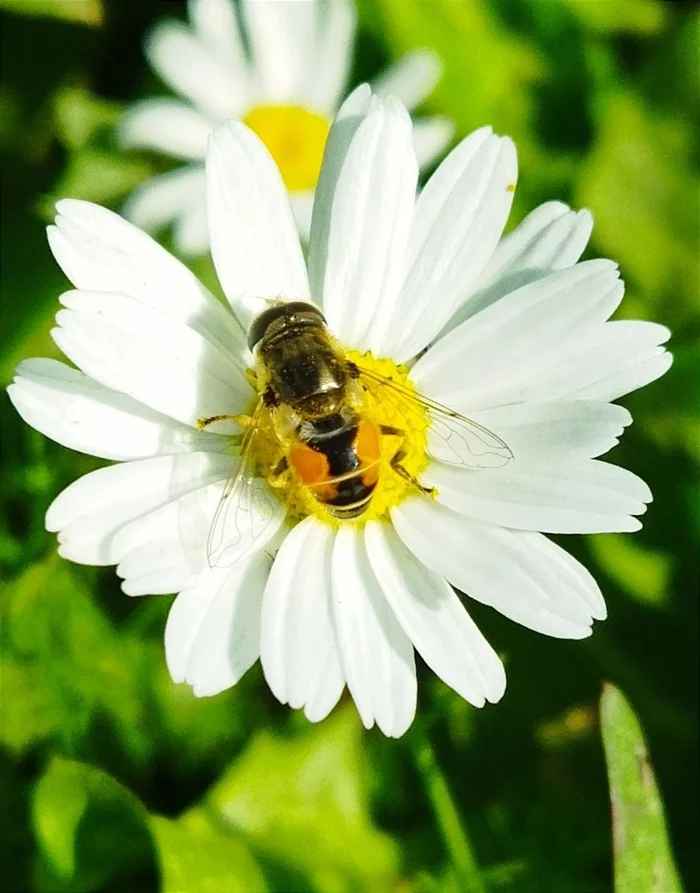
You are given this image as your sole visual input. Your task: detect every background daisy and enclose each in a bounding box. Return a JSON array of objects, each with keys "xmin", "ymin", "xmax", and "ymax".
[{"xmin": 118, "ymin": 0, "xmax": 454, "ymax": 252}]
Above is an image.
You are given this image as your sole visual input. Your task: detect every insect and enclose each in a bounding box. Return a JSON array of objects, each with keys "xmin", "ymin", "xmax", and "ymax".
[{"xmin": 198, "ymin": 301, "xmax": 513, "ymax": 568}]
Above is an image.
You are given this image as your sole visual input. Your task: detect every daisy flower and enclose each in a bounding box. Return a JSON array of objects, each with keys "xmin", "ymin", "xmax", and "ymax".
[
  {"xmin": 9, "ymin": 87, "xmax": 671, "ymax": 738},
  {"xmin": 118, "ymin": 0, "xmax": 453, "ymax": 253}
]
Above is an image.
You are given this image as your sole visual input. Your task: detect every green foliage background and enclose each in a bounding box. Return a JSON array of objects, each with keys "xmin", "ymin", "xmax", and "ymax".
[{"xmin": 0, "ymin": 1, "xmax": 697, "ymax": 891}]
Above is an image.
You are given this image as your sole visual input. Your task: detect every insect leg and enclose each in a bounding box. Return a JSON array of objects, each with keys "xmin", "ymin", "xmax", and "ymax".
[
  {"xmin": 196, "ymin": 413, "xmax": 248, "ymax": 431},
  {"xmin": 390, "ymin": 447, "xmax": 436, "ymax": 497}
]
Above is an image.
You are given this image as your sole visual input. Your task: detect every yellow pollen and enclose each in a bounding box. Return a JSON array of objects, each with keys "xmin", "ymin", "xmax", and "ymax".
[
  {"xmin": 243, "ymin": 105, "xmax": 331, "ymax": 193},
  {"xmin": 248, "ymin": 348, "xmax": 432, "ymax": 528}
]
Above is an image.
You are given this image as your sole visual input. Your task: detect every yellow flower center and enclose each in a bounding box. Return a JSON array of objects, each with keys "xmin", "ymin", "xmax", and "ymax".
[
  {"xmin": 243, "ymin": 105, "xmax": 331, "ymax": 193},
  {"xmin": 250, "ymin": 348, "xmax": 432, "ymax": 527}
]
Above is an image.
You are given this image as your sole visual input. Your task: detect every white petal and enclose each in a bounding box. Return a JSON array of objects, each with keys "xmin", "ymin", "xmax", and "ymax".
[
  {"xmin": 312, "ymin": 94, "xmax": 418, "ymax": 352},
  {"xmin": 166, "ymin": 576, "xmax": 217, "ymax": 684},
  {"xmin": 383, "ymin": 128, "xmax": 518, "ymax": 361},
  {"xmin": 124, "ymin": 566, "xmax": 199, "ymax": 600},
  {"xmin": 186, "ymin": 554, "xmax": 270, "ymax": 696},
  {"xmin": 572, "ymin": 350, "xmax": 673, "ymax": 403},
  {"xmin": 412, "ymin": 260, "xmax": 623, "ymax": 412},
  {"xmin": 365, "ymin": 522, "xmax": 506, "ymax": 707},
  {"xmin": 241, "ymin": 0, "xmax": 318, "ymax": 104},
  {"xmin": 426, "ymin": 459, "xmax": 652, "ymax": 534},
  {"xmin": 526, "ymin": 533, "xmax": 607, "ymax": 618},
  {"xmin": 166, "ymin": 551, "xmax": 270, "ymax": 696},
  {"xmin": 308, "ymin": 84, "xmax": 372, "ymax": 300},
  {"xmin": 115, "ymin": 465, "xmax": 284, "ymax": 595},
  {"xmin": 331, "ymin": 526, "xmax": 416, "ymax": 737},
  {"xmin": 118, "ymin": 549, "xmax": 200, "ymax": 597},
  {"xmin": 173, "ymin": 195, "xmax": 210, "ymax": 257},
  {"xmin": 412, "ymin": 116, "xmax": 455, "ymax": 170},
  {"xmin": 45, "ymin": 453, "xmax": 231, "ymax": 565},
  {"xmin": 53, "ymin": 290, "xmax": 250, "ymax": 430},
  {"xmin": 118, "ymin": 99, "xmax": 214, "ymax": 160},
  {"xmin": 446, "ymin": 201, "xmax": 594, "ymax": 330},
  {"xmin": 122, "ymin": 166, "xmax": 206, "ymax": 235},
  {"xmin": 206, "ymin": 121, "xmax": 310, "ymax": 331},
  {"xmin": 303, "ymin": 0, "xmax": 356, "ymax": 112},
  {"xmin": 458, "ymin": 400, "xmax": 632, "ymax": 464},
  {"xmin": 443, "ymin": 320, "xmax": 671, "ymax": 408},
  {"xmin": 48, "ymin": 199, "xmax": 242, "ymax": 360},
  {"xmin": 260, "ymin": 517, "xmax": 344, "ymax": 723},
  {"xmin": 393, "ymin": 498, "xmax": 605, "ymax": 639},
  {"xmin": 8, "ymin": 358, "xmax": 227, "ymax": 461},
  {"xmin": 524, "ymin": 320, "xmax": 672, "ymax": 403},
  {"xmin": 373, "ymin": 49, "xmax": 442, "ymax": 111},
  {"xmin": 113, "ymin": 480, "xmax": 231, "ymax": 594},
  {"xmin": 289, "ymin": 190, "xmax": 315, "ymax": 242},
  {"xmin": 187, "ymin": 0, "xmax": 248, "ymax": 71},
  {"xmin": 146, "ymin": 19, "xmax": 248, "ymax": 120}
]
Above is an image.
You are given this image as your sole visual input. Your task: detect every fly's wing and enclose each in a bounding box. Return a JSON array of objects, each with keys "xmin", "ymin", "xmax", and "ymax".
[
  {"xmin": 206, "ymin": 400, "xmax": 282, "ymax": 569},
  {"xmin": 357, "ymin": 366, "xmax": 513, "ymax": 469}
]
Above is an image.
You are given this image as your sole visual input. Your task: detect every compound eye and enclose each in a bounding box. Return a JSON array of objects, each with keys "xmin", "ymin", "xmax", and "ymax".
[
  {"xmin": 247, "ymin": 308, "xmax": 276, "ymax": 350},
  {"xmin": 247, "ymin": 301, "xmax": 326, "ymax": 350}
]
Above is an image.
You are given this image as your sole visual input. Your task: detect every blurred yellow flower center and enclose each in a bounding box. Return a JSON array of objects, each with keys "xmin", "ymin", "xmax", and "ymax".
[{"xmin": 243, "ymin": 105, "xmax": 331, "ymax": 193}]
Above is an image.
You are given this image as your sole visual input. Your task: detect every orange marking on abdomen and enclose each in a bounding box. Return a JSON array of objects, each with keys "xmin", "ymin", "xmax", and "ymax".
[
  {"xmin": 290, "ymin": 442, "xmax": 330, "ymax": 484},
  {"xmin": 289, "ymin": 443, "xmax": 337, "ymax": 499},
  {"xmin": 355, "ymin": 418, "xmax": 381, "ymax": 486}
]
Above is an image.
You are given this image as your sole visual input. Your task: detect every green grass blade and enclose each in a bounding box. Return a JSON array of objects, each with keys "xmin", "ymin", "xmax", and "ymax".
[{"xmin": 601, "ymin": 683, "xmax": 683, "ymax": 893}]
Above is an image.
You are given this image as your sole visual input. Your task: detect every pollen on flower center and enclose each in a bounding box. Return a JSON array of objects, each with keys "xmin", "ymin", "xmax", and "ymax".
[
  {"xmin": 243, "ymin": 105, "xmax": 331, "ymax": 193},
  {"xmin": 249, "ymin": 348, "xmax": 432, "ymax": 527}
]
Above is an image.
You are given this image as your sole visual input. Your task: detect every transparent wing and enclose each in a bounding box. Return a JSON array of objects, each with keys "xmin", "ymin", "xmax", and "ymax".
[
  {"xmin": 206, "ymin": 400, "xmax": 282, "ymax": 569},
  {"xmin": 357, "ymin": 366, "xmax": 513, "ymax": 469}
]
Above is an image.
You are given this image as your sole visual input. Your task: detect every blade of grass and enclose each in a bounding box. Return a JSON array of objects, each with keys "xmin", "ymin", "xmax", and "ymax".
[
  {"xmin": 410, "ymin": 721, "xmax": 486, "ymax": 893},
  {"xmin": 600, "ymin": 682, "xmax": 683, "ymax": 893}
]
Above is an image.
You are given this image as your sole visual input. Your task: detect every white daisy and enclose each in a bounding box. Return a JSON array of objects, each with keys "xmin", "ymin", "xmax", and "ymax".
[
  {"xmin": 118, "ymin": 0, "xmax": 454, "ymax": 254},
  {"xmin": 9, "ymin": 87, "xmax": 671, "ymax": 738}
]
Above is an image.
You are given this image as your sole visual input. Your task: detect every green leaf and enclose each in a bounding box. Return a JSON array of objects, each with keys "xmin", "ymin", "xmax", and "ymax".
[
  {"xmin": 0, "ymin": 662, "xmax": 61, "ymax": 754},
  {"xmin": 589, "ymin": 535, "xmax": 673, "ymax": 608},
  {"xmin": 600, "ymin": 684, "xmax": 683, "ymax": 893},
  {"xmin": 32, "ymin": 756, "xmax": 153, "ymax": 891},
  {"xmin": 0, "ymin": 558, "xmax": 107, "ymax": 753},
  {"xmin": 209, "ymin": 706, "xmax": 398, "ymax": 891},
  {"xmin": 560, "ymin": 0, "xmax": 668, "ymax": 35},
  {"xmin": 33, "ymin": 759, "xmax": 91, "ymax": 879},
  {"xmin": 637, "ymin": 344, "xmax": 700, "ymax": 465},
  {"xmin": 0, "ymin": 204, "xmax": 68, "ymax": 388},
  {"xmin": 38, "ymin": 149, "xmax": 152, "ymax": 218},
  {"xmin": 151, "ymin": 809, "xmax": 267, "ymax": 893},
  {"xmin": 576, "ymin": 91, "xmax": 698, "ymax": 327},
  {"xmin": 0, "ymin": 0, "xmax": 102, "ymax": 26},
  {"xmin": 370, "ymin": 0, "xmax": 543, "ymax": 146},
  {"xmin": 52, "ymin": 84, "xmax": 123, "ymax": 151},
  {"xmin": 0, "ymin": 557, "xmax": 153, "ymax": 763},
  {"xmin": 35, "ymin": 83, "xmax": 154, "ymax": 221},
  {"xmin": 0, "ymin": 555, "xmax": 266, "ymax": 774}
]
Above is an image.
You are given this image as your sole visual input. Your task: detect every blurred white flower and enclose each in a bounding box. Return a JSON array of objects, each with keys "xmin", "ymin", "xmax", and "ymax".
[
  {"xmin": 118, "ymin": 0, "xmax": 454, "ymax": 254},
  {"xmin": 9, "ymin": 87, "xmax": 671, "ymax": 737}
]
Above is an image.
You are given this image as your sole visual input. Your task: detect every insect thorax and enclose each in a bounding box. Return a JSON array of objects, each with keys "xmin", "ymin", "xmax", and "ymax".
[{"xmin": 260, "ymin": 325, "xmax": 348, "ymax": 418}]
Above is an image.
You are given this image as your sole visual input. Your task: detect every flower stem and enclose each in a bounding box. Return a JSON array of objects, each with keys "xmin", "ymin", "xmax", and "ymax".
[{"xmin": 410, "ymin": 722, "xmax": 487, "ymax": 893}]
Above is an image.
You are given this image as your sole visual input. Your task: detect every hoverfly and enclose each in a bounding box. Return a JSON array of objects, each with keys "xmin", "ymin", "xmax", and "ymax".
[{"xmin": 198, "ymin": 301, "xmax": 513, "ymax": 568}]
